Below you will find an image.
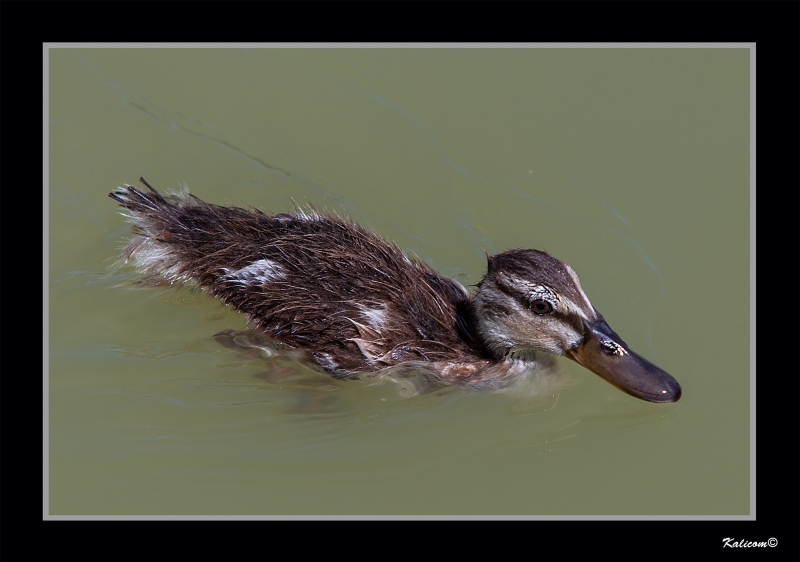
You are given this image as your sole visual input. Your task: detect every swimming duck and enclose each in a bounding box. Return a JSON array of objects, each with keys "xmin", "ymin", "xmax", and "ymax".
[{"xmin": 110, "ymin": 178, "xmax": 681, "ymax": 403}]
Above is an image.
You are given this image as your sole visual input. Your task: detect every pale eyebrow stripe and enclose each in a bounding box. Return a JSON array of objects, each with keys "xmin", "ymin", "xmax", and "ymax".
[{"xmin": 564, "ymin": 264, "xmax": 595, "ymax": 315}]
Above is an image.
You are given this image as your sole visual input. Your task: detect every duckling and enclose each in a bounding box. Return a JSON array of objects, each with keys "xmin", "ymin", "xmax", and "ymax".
[{"xmin": 110, "ymin": 178, "xmax": 681, "ymax": 403}]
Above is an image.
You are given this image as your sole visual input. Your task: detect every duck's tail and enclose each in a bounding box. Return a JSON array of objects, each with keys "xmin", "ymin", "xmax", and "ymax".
[
  {"xmin": 109, "ymin": 177, "xmax": 201, "ymax": 225},
  {"xmin": 109, "ymin": 177, "xmax": 198, "ymax": 287}
]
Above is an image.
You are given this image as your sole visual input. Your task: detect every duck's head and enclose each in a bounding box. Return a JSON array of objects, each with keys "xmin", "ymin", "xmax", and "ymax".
[{"xmin": 474, "ymin": 249, "xmax": 681, "ymax": 403}]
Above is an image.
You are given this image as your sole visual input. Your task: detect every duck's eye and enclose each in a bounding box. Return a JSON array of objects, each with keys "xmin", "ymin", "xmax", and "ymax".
[{"xmin": 530, "ymin": 299, "xmax": 553, "ymax": 315}]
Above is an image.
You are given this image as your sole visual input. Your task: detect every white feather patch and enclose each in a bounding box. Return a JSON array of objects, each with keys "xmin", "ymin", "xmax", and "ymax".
[{"xmin": 224, "ymin": 259, "xmax": 285, "ymax": 285}]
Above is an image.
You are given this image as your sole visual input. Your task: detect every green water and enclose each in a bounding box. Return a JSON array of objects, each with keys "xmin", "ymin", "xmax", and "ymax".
[{"xmin": 48, "ymin": 47, "xmax": 750, "ymax": 516}]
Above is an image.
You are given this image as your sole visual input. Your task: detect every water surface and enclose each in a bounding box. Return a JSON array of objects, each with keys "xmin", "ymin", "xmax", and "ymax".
[{"xmin": 48, "ymin": 47, "xmax": 750, "ymax": 516}]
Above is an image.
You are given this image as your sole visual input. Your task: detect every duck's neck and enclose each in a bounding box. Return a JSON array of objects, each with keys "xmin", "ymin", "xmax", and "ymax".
[{"xmin": 453, "ymin": 299, "xmax": 492, "ymax": 358}]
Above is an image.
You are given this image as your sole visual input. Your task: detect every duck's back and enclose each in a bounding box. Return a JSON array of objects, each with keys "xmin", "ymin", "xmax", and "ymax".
[{"xmin": 111, "ymin": 183, "xmax": 484, "ymax": 374}]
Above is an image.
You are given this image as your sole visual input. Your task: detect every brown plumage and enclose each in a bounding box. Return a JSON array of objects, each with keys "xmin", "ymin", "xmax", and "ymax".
[{"xmin": 109, "ymin": 178, "xmax": 682, "ymax": 401}]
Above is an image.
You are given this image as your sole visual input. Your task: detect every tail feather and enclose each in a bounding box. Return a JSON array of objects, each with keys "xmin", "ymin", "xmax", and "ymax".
[
  {"xmin": 109, "ymin": 177, "xmax": 175, "ymax": 216},
  {"xmin": 109, "ymin": 177, "xmax": 189, "ymax": 286}
]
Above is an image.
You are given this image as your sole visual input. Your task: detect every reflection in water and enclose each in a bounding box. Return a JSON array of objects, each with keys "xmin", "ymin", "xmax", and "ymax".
[{"xmin": 214, "ymin": 327, "xmax": 577, "ymax": 408}]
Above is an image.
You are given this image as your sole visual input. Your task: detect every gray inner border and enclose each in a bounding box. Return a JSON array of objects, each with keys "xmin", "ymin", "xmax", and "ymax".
[{"xmin": 43, "ymin": 42, "xmax": 756, "ymax": 521}]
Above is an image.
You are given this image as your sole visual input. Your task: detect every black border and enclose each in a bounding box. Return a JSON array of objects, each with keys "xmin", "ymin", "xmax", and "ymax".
[{"xmin": 2, "ymin": 1, "xmax": 797, "ymax": 561}]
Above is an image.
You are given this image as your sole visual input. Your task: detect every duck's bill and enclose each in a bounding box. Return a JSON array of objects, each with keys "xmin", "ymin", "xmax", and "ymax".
[{"xmin": 566, "ymin": 316, "xmax": 682, "ymax": 403}]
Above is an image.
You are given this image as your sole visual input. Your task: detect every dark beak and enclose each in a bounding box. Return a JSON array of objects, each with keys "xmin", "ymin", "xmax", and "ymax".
[{"xmin": 566, "ymin": 314, "xmax": 682, "ymax": 403}]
